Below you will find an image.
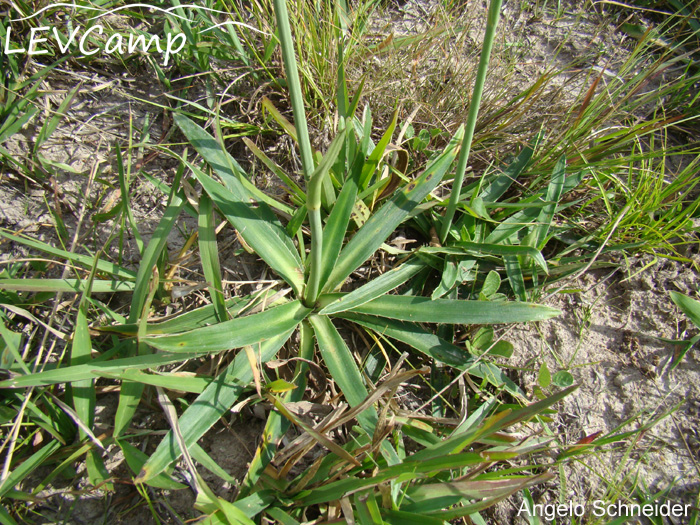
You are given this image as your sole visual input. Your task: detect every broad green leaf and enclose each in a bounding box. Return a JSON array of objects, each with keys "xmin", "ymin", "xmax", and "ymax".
[
  {"xmin": 670, "ymin": 291, "xmax": 700, "ymax": 329},
  {"xmin": 309, "ymin": 315, "xmax": 377, "ymax": 432},
  {"xmin": 318, "ymin": 147, "xmax": 365, "ymax": 288},
  {"xmin": 481, "ymin": 270, "xmax": 501, "ymax": 297},
  {"xmin": 552, "ymin": 370, "xmax": 574, "ymax": 388},
  {"xmin": 538, "ymin": 362, "xmax": 551, "ymax": 388},
  {"xmin": 142, "ymin": 301, "xmax": 310, "ymax": 354},
  {"xmin": 137, "ymin": 330, "xmax": 293, "ymax": 482},
  {"xmin": 348, "ymin": 295, "xmax": 560, "ymax": 324},
  {"xmin": 189, "ymin": 164, "xmax": 303, "ymax": 295},
  {"xmin": 324, "ymin": 127, "xmax": 463, "ymax": 293},
  {"xmin": 175, "ymin": 114, "xmax": 304, "ymax": 294},
  {"xmin": 340, "ymin": 313, "xmax": 522, "ymax": 396},
  {"xmin": 318, "ymin": 258, "xmax": 425, "ymax": 315}
]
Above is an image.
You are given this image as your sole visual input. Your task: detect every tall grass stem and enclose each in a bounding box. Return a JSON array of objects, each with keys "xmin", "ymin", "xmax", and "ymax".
[
  {"xmin": 439, "ymin": 0, "xmax": 503, "ymax": 244},
  {"xmin": 273, "ymin": 0, "xmax": 315, "ymax": 181}
]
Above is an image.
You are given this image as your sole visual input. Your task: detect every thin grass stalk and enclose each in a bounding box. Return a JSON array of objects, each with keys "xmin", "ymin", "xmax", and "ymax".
[
  {"xmin": 439, "ymin": 0, "xmax": 503, "ymax": 244},
  {"xmin": 273, "ymin": 0, "xmax": 315, "ymax": 181}
]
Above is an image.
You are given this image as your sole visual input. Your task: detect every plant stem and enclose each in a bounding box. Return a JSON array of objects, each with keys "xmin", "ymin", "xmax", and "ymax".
[
  {"xmin": 439, "ymin": 0, "xmax": 503, "ymax": 244},
  {"xmin": 305, "ymin": 207, "xmax": 323, "ymax": 308},
  {"xmin": 273, "ymin": 0, "xmax": 315, "ymax": 181}
]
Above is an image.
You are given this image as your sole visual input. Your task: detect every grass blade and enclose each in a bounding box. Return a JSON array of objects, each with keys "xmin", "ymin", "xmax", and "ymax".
[
  {"xmin": 534, "ymin": 155, "xmax": 566, "ymax": 249},
  {"xmin": 0, "ymin": 230, "xmax": 136, "ymax": 280},
  {"xmin": 0, "ymin": 279, "xmax": 135, "ymax": 293},
  {"xmin": 198, "ymin": 193, "xmax": 228, "ymax": 322}
]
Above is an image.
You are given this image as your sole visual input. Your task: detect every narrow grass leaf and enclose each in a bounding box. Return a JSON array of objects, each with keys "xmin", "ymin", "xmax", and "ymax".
[
  {"xmin": 503, "ymin": 254, "xmax": 527, "ymax": 301},
  {"xmin": 120, "ymin": 441, "xmax": 187, "ymax": 490},
  {"xmin": 479, "ymin": 133, "xmax": 540, "ymax": 202},
  {"xmin": 0, "ymin": 441, "xmax": 62, "ymax": 498},
  {"xmin": 198, "ymin": 193, "xmax": 228, "ymax": 322},
  {"xmin": 94, "ymin": 369, "xmax": 212, "ymax": 393},
  {"xmin": 242, "ymin": 137, "xmax": 305, "ymax": 200},
  {"xmin": 0, "ymin": 279, "xmax": 135, "ymax": 293},
  {"xmin": 318, "ymin": 147, "xmax": 364, "ymax": 287},
  {"xmin": 0, "ymin": 352, "xmax": 208, "ymax": 389},
  {"xmin": 0, "ymin": 230, "xmax": 136, "ymax": 280},
  {"xmin": 534, "ymin": 155, "xmax": 566, "ymax": 249},
  {"xmin": 359, "ymin": 109, "xmax": 398, "ymax": 188},
  {"xmin": 339, "ymin": 313, "xmax": 522, "ymax": 396}
]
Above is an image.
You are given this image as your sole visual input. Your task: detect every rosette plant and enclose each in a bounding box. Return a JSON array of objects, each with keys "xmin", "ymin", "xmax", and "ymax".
[{"xmin": 0, "ymin": 0, "xmax": 579, "ymax": 521}]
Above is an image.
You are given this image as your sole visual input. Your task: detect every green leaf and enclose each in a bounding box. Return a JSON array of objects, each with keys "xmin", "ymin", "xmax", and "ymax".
[
  {"xmin": 340, "ymin": 313, "xmax": 522, "ymax": 396},
  {"xmin": 479, "ymin": 133, "xmax": 540, "ymax": 203},
  {"xmin": 348, "ymin": 295, "xmax": 560, "ymax": 324},
  {"xmin": 538, "ymin": 362, "xmax": 551, "ymax": 388},
  {"xmin": 198, "ymin": 193, "xmax": 228, "ymax": 322},
  {"xmin": 121, "ymin": 441, "xmax": 187, "ymax": 490},
  {"xmin": 175, "ymin": 115, "xmax": 304, "ymax": 295},
  {"xmin": 138, "ymin": 330, "xmax": 293, "ymax": 482},
  {"xmin": 670, "ymin": 291, "xmax": 700, "ymax": 329},
  {"xmin": 0, "ymin": 230, "xmax": 136, "ymax": 280},
  {"xmin": 0, "ymin": 279, "xmax": 135, "ymax": 293},
  {"xmin": 534, "ymin": 155, "xmax": 566, "ymax": 249},
  {"xmin": 309, "ymin": 315, "xmax": 377, "ymax": 432},
  {"xmin": 0, "ymin": 352, "xmax": 208, "ymax": 389},
  {"xmin": 0, "ymin": 441, "xmax": 62, "ymax": 498},
  {"xmin": 551, "ymin": 370, "xmax": 574, "ymax": 388},
  {"xmin": 142, "ymin": 301, "xmax": 310, "ymax": 354},
  {"xmin": 318, "ymin": 151, "xmax": 363, "ymax": 288},
  {"xmin": 318, "ymin": 258, "xmax": 425, "ymax": 315},
  {"xmin": 481, "ymin": 271, "xmax": 501, "ymax": 297},
  {"xmin": 324, "ymin": 127, "xmax": 463, "ymax": 293},
  {"xmin": 359, "ymin": 110, "xmax": 398, "ymax": 189}
]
